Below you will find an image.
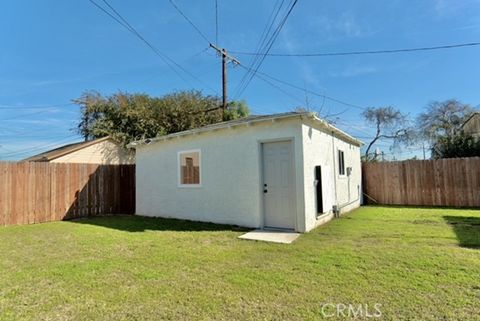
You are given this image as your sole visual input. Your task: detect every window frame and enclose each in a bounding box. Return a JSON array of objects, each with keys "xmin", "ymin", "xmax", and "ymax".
[
  {"xmin": 177, "ymin": 149, "xmax": 202, "ymax": 188},
  {"xmin": 338, "ymin": 149, "xmax": 346, "ymax": 177}
]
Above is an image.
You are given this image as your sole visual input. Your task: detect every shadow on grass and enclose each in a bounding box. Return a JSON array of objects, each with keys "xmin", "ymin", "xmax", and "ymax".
[
  {"xmin": 443, "ymin": 216, "xmax": 480, "ymax": 249},
  {"xmin": 69, "ymin": 215, "xmax": 249, "ymax": 233}
]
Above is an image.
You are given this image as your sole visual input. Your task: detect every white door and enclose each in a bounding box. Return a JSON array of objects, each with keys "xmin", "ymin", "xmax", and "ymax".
[{"xmin": 262, "ymin": 141, "xmax": 295, "ymax": 230}]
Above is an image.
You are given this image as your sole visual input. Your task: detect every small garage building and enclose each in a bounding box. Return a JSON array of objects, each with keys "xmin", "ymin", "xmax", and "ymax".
[{"xmin": 129, "ymin": 112, "xmax": 363, "ymax": 233}]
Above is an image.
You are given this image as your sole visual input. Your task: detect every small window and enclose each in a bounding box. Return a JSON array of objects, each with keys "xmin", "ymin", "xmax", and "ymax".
[
  {"xmin": 179, "ymin": 150, "xmax": 201, "ymax": 186},
  {"xmin": 338, "ymin": 150, "xmax": 345, "ymax": 176}
]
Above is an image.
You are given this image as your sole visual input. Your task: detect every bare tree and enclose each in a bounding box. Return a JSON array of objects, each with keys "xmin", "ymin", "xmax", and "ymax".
[
  {"xmin": 416, "ymin": 99, "xmax": 477, "ymax": 158},
  {"xmin": 417, "ymin": 99, "xmax": 475, "ymax": 142},
  {"xmin": 362, "ymin": 106, "xmax": 414, "ymax": 161}
]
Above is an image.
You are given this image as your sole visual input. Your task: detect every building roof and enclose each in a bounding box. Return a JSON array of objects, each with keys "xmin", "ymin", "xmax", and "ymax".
[
  {"xmin": 461, "ymin": 112, "xmax": 480, "ymax": 129},
  {"xmin": 128, "ymin": 111, "xmax": 363, "ymax": 148},
  {"xmin": 23, "ymin": 136, "xmax": 112, "ymax": 162}
]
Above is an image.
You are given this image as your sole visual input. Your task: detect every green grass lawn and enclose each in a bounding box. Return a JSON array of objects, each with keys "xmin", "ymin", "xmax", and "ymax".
[{"xmin": 0, "ymin": 206, "xmax": 479, "ymax": 321}]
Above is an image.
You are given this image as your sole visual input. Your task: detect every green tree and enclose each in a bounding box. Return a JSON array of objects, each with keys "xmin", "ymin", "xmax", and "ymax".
[
  {"xmin": 433, "ymin": 132, "xmax": 480, "ymax": 159},
  {"xmin": 224, "ymin": 100, "xmax": 250, "ymax": 120},
  {"xmin": 74, "ymin": 90, "xmax": 250, "ymax": 146}
]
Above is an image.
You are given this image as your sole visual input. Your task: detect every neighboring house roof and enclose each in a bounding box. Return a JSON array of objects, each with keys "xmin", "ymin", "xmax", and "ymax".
[
  {"xmin": 461, "ymin": 112, "xmax": 480, "ymax": 133},
  {"xmin": 128, "ymin": 111, "xmax": 364, "ymax": 148},
  {"xmin": 23, "ymin": 136, "xmax": 112, "ymax": 162}
]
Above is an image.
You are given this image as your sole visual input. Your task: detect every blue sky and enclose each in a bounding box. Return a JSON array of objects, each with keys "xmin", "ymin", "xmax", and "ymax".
[{"xmin": 0, "ymin": 0, "xmax": 479, "ymax": 160}]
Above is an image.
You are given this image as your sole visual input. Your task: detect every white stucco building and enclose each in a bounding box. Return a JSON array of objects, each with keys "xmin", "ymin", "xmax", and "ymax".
[{"xmin": 129, "ymin": 112, "xmax": 363, "ymax": 233}]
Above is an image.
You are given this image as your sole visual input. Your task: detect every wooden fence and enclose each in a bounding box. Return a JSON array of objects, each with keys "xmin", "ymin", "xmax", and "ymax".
[
  {"xmin": 0, "ymin": 162, "xmax": 135, "ymax": 226},
  {"xmin": 362, "ymin": 157, "xmax": 480, "ymax": 207}
]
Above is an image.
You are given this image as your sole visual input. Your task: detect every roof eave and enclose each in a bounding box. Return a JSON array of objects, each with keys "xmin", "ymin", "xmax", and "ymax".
[
  {"xmin": 24, "ymin": 136, "xmax": 112, "ymax": 162},
  {"xmin": 128, "ymin": 112, "xmax": 315, "ymax": 148},
  {"xmin": 309, "ymin": 114, "xmax": 364, "ymax": 146},
  {"xmin": 128, "ymin": 112, "xmax": 364, "ymax": 148},
  {"xmin": 46, "ymin": 136, "xmax": 112, "ymax": 161}
]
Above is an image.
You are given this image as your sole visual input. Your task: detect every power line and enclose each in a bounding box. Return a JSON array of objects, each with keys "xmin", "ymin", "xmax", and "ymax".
[
  {"xmin": 244, "ymin": 0, "xmax": 298, "ymax": 86},
  {"xmin": 230, "ymin": 41, "xmax": 480, "ymax": 57},
  {"xmin": 168, "ymin": 0, "xmax": 303, "ymax": 117},
  {"xmin": 323, "ymin": 108, "xmax": 348, "ymax": 120},
  {"xmin": 334, "ymin": 120, "xmax": 376, "ymax": 136},
  {"xmin": 0, "ymin": 103, "xmax": 75, "ymax": 110},
  {"xmin": 237, "ymin": 62, "xmax": 368, "ymax": 111},
  {"xmin": 0, "ymin": 121, "xmax": 74, "ymax": 132},
  {"xmin": 2, "ymin": 136, "xmax": 79, "ymax": 157},
  {"xmin": 0, "ymin": 132, "xmax": 77, "ymax": 139},
  {"xmin": 89, "ymin": 0, "xmax": 133, "ymax": 30},
  {"xmin": 0, "ymin": 110, "xmax": 58, "ymax": 122},
  {"xmin": 234, "ymin": 0, "xmax": 286, "ymax": 96},
  {"xmin": 89, "ymin": 0, "xmax": 217, "ymax": 94},
  {"xmin": 167, "ymin": 0, "xmax": 241, "ymax": 116},
  {"xmin": 246, "ymin": 68, "xmax": 305, "ymax": 105},
  {"xmin": 235, "ymin": 0, "xmax": 298, "ymax": 98},
  {"xmin": 0, "ymin": 135, "xmax": 80, "ymax": 158},
  {"xmin": 237, "ymin": 62, "xmax": 368, "ymax": 117},
  {"xmin": 214, "ymin": 0, "xmax": 219, "ymax": 45},
  {"xmin": 90, "ymin": 0, "xmax": 188, "ymax": 83},
  {"xmin": 182, "ymin": 47, "xmax": 211, "ymax": 63},
  {"xmin": 235, "ymin": 63, "xmax": 302, "ymax": 105},
  {"xmin": 234, "ymin": 0, "xmax": 296, "ymax": 97},
  {"xmin": 260, "ymin": 70, "xmax": 367, "ymax": 110},
  {"xmin": 168, "ymin": 0, "xmax": 212, "ymax": 44}
]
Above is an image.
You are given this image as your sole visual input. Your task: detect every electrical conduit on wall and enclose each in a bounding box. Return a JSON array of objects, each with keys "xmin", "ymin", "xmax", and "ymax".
[{"xmin": 331, "ymin": 131, "xmax": 360, "ymax": 217}]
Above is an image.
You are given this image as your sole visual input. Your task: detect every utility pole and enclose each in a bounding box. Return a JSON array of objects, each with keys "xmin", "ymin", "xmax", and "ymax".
[
  {"xmin": 210, "ymin": 44, "xmax": 240, "ymax": 120},
  {"xmin": 222, "ymin": 49, "xmax": 228, "ymax": 114}
]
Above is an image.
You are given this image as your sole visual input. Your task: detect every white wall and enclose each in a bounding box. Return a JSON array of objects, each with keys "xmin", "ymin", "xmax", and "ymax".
[
  {"xmin": 301, "ymin": 122, "xmax": 362, "ymax": 232},
  {"xmin": 135, "ymin": 117, "xmax": 362, "ymax": 233},
  {"xmin": 135, "ymin": 118, "xmax": 305, "ymax": 230},
  {"xmin": 52, "ymin": 140, "xmax": 135, "ymax": 164}
]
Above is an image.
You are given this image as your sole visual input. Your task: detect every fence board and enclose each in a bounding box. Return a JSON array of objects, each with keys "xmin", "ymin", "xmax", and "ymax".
[
  {"xmin": 362, "ymin": 157, "xmax": 480, "ymax": 207},
  {"xmin": 0, "ymin": 162, "xmax": 135, "ymax": 227}
]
